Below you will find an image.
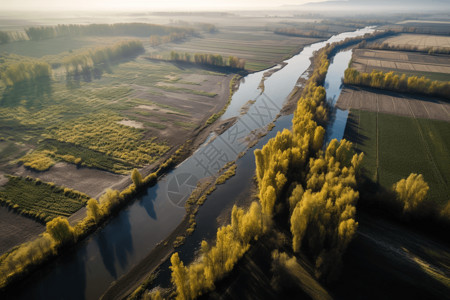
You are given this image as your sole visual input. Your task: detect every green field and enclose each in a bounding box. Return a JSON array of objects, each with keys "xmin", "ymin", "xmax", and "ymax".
[
  {"xmin": 345, "ymin": 110, "xmax": 450, "ymax": 206},
  {"xmin": 0, "ymin": 176, "xmax": 90, "ymax": 222}
]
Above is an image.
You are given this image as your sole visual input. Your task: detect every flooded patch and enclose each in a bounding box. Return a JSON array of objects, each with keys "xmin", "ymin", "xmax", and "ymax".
[{"xmin": 118, "ymin": 119, "xmax": 144, "ymax": 129}]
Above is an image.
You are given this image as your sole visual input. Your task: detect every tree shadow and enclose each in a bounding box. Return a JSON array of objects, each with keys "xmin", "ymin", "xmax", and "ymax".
[
  {"xmin": 342, "ymin": 113, "xmax": 368, "ymax": 152},
  {"xmin": 96, "ymin": 209, "xmax": 134, "ymax": 278},
  {"xmin": 1, "ymin": 77, "xmax": 52, "ymax": 107},
  {"xmin": 5, "ymin": 240, "xmax": 89, "ymax": 300},
  {"xmin": 138, "ymin": 186, "xmax": 158, "ymax": 220}
]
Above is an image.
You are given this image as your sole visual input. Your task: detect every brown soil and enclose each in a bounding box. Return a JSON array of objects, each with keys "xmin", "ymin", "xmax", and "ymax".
[
  {"xmin": 337, "ymin": 86, "xmax": 450, "ymax": 122},
  {"xmin": 14, "ymin": 162, "xmax": 126, "ymax": 199},
  {"xmin": 0, "ymin": 206, "xmax": 45, "ymax": 254}
]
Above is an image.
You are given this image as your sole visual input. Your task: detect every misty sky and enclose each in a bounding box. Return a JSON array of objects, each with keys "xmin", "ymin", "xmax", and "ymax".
[{"xmin": 1, "ymin": 0, "xmax": 327, "ymax": 11}]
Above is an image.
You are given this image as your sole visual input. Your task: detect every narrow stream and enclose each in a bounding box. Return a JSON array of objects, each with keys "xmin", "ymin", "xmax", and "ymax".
[
  {"xmin": 323, "ymin": 49, "xmax": 354, "ymax": 144},
  {"xmin": 7, "ymin": 27, "xmax": 375, "ymax": 300}
]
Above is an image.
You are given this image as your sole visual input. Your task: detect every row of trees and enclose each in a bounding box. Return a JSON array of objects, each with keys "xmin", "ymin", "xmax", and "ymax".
[
  {"xmin": 274, "ymin": 28, "xmax": 330, "ymax": 38},
  {"xmin": 1, "ymin": 60, "xmax": 51, "ymax": 87},
  {"xmin": 367, "ymin": 42, "xmax": 450, "ymax": 55},
  {"xmin": 254, "ymin": 78, "xmax": 362, "ymax": 282},
  {"xmin": 396, "ymin": 26, "xmax": 450, "ymax": 36},
  {"xmin": 62, "ymin": 40, "xmax": 144, "ymax": 75},
  {"xmin": 25, "ymin": 23, "xmax": 194, "ymax": 41},
  {"xmin": 149, "ymin": 32, "xmax": 190, "ymax": 46},
  {"xmin": 0, "ymin": 31, "xmax": 28, "ymax": 44},
  {"xmin": 166, "ymin": 51, "xmax": 245, "ymax": 69},
  {"xmin": 170, "ymin": 202, "xmax": 263, "ymax": 299},
  {"xmin": 344, "ymin": 68, "xmax": 450, "ymax": 100}
]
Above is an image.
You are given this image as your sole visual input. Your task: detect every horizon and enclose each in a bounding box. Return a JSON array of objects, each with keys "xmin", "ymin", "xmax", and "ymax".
[{"xmin": 0, "ymin": 0, "xmax": 328, "ymax": 12}]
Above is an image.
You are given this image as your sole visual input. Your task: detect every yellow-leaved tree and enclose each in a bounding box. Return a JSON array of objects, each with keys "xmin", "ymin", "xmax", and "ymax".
[{"xmin": 393, "ymin": 173, "xmax": 429, "ymax": 216}]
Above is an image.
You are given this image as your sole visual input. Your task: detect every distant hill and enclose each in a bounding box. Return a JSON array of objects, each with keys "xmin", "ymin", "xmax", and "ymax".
[{"xmin": 295, "ymin": 0, "xmax": 450, "ymax": 11}]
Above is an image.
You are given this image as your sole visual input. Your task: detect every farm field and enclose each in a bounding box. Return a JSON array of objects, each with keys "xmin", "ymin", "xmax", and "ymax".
[
  {"xmin": 0, "ymin": 207, "xmax": 44, "ymax": 254},
  {"xmin": 351, "ymin": 48, "xmax": 450, "ymax": 80},
  {"xmin": 344, "ymin": 109, "xmax": 450, "ymax": 206},
  {"xmin": 380, "ymin": 33, "xmax": 450, "ymax": 50},
  {"xmin": 0, "ymin": 176, "xmax": 90, "ymax": 222},
  {"xmin": 336, "ymin": 86, "xmax": 450, "ymax": 121},
  {"xmin": 152, "ymin": 30, "xmax": 322, "ymax": 71}
]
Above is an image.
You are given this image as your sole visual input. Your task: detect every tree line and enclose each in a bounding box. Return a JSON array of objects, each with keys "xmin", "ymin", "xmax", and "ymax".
[
  {"xmin": 274, "ymin": 28, "xmax": 331, "ymax": 39},
  {"xmin": 366, "ymin": 42, "xmax": 450, "ymax": 55},
  {"xmin": 396, "ymin": 26, "xmax": 450, "ymax": 36},
  {"xmin": 163, "ymin": 51, "xmax": 245, "ymax": 69},
  {"xmin": 149, "ymin": 32, "xmax": 190, "ymax": 46},
  {"xmin": 0, "ymin": 31, "xmax": 28, "ymax": 44},
  {"xmin": 1, "ymin": 60, "xmax": 51, "ymax": 87},
  {"xmin": 25, "ymin": 23, "xmax": 194, "ymax": 41},
  {"xmin": 62, "ymin": 40, "xmax": 144, "ymax": 76},
  {"xmin": 344, "ymin": 68, "xmax": 450, "ymax": 100},
  {"xmin": 0, "ymin": 31, "xmax": 9, "ymax": 44}
]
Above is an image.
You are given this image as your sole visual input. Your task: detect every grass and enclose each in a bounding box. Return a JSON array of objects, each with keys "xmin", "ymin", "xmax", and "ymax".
[
  {"xmin": 37, "ymin": 139, "xmax": 135, "ymax": 173},
  {"xmin": 0, "ymin": 176, "xmax": 90, "ymax": 222},
  {"xmin": 46, "ymin": 112, "xmax": 170, "ymax": 167},
  {"xmin": 156, "ymin": 85, "xmax": 217, "ymax": 97},
  {"xmin": 215, "ymin": 163, "xmax": 237, "ymax": 185},
  {"xmin": 346, "ymin": 109, "xmax": 450, "ymax": 206}
]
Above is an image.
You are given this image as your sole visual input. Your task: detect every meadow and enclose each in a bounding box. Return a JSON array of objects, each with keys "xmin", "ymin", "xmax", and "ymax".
[{"xmin": 345, "ymin": 109, "xmax": 450, "ymax": 207}]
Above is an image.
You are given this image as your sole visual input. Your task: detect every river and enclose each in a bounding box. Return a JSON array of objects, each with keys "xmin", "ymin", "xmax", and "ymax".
[{"xmin": 7, "ymin": 26, "xmax": 375, "ymax": 300}]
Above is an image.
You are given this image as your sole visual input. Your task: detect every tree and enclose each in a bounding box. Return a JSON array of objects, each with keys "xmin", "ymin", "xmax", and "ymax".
[
  {"xmin": 170, "ymin": 252, "xmax": 189, "ymax": 300},
  {"xmin": 99, "ymin": 189, "xmax": 120, "ymax": 214},
  {"xmin": 46, "ymin": 216, "xmax": 75, "ymax": 244},
  {"xmin": 393, "ymin": 173, "xmax": 429, "ymax": 215},
  {"xmin": 131, "ymin": 168, "xmax": 143, "ymax": 188},
  {"xmin": 87, "ymin": 198, "xmax": 102, "ymax": 223}
]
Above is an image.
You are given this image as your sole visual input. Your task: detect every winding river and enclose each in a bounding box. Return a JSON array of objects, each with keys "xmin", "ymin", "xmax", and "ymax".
[{"xmin": 8, "ymin": 26, "xmax": 374, "ymax": 300}]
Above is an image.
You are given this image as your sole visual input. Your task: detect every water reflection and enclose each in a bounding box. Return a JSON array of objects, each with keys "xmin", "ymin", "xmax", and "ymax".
[
  {"xmin": 138, "ymin": 186, "xmax": 158, "ymax": 220},
  {"xmin": 324, "ymin": 49, "xmax": 357, "ymax": 143},
  {"xmin": 96, "ymin": 209, "xmax": 133, "ymax": 278}
]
